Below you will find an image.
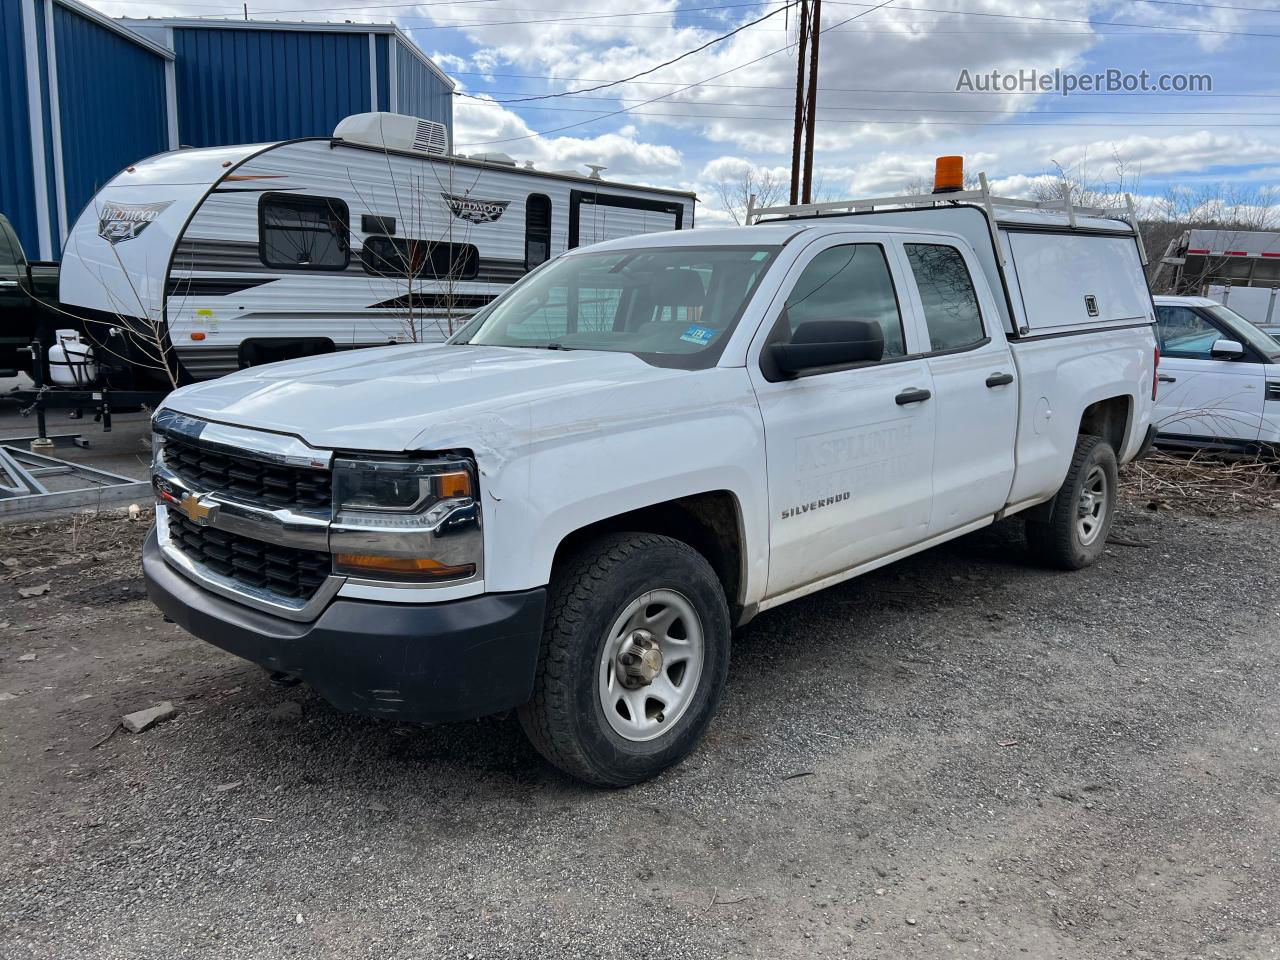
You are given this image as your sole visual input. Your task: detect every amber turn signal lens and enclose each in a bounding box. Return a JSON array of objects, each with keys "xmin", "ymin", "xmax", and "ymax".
[
  {"xmin": 933, "ymin": 155, "xmax": 964, "ymax": 193},
  {"xmin": 190, "ymin": 332, "xmax": 206, "ymax": 341},
  {"xmin": 435, "ymin": 470, "xmax": 472, "ymax": 498},
  {"xmin": 334, "ymin": 553, "xmax": 475, "ymax": 580}
]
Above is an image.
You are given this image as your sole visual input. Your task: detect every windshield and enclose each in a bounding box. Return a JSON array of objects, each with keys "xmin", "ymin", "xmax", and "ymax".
[
  {"xmin": 1203, "ymin": 304, "xmax": 1280, "ymax": 359},
  {"xmin": 454, "ymin": 245, "xmax": 780, "ymax": 368}
]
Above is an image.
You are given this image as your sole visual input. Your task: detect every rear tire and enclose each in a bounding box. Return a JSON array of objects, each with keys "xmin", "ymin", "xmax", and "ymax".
[
  {"xmin": 517, "ymin": 533, "xmax": 731, "ymax": 787},
  {"xmin": 1026, "ymin": 434, "xmax": 1118, "ymax": 570}
]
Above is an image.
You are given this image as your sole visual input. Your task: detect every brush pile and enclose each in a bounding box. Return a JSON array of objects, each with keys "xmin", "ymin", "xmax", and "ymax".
[{"xmin": 1122, "ymin": 451, "xmax": 1280, "ymax": 514}]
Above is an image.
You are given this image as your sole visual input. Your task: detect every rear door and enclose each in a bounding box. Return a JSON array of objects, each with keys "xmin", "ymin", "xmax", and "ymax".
[
  {"xmin": 747, "ymin": 234, "xmax": 937, "ymax": 598},
  {"xmin": 895, "ymin": 238, "xmax": 1018, "ymax": 536},
  {"xmin": 1154, "ymin": 304, "xmax": 1264, "ymax": 444}
]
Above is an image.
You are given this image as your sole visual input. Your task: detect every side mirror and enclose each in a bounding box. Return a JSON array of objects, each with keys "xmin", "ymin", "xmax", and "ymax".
[
  {"xmin": 1210, "ymin": 338, "xmax": 1245, "ymax": 360},
  {"xmin": 768, "ymin": 320, "xmax": 884, "ymax": 378}
]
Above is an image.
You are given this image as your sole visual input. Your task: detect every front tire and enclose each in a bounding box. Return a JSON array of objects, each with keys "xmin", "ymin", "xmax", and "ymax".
[
  {"xmin": 1026, "ymin": 434, "xmax": 1118, "ymax": 570},
  {"xmin": 517, "ymin": 533, "xmax": 731, "ymax": 787}
]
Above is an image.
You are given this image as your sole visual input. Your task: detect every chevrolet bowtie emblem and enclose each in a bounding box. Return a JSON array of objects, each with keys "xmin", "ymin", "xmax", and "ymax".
[{"xmin": 177, "ymin": 493, "xmax": 218, "ymax": 525}]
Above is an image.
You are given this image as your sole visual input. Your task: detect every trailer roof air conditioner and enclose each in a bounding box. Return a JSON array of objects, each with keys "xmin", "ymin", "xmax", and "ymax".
[{"xmin": 333, "ymin": 113, "xmax": 449, "ymax": 156}]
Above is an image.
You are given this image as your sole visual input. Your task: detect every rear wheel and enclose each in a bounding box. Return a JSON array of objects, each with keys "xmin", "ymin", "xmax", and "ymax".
[
  {"xmin": 517, "ymin": 533, "xmax": 731, "ymax": 787},
  {"xmin": 1026, "ymin": 434, "xmax": 1118, "ymax": 570}
]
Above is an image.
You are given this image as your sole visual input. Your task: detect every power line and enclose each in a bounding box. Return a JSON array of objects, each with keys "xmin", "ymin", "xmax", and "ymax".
[
  {"xmin": 456, "ymin": 0, "xmax": 900, "ymax": 146},
  {"xmin": 453, "ymin": 71, "xmax": 1280, "ymax": 99},
  {"xmin": 822, "ymin": 0, "xmax": 1280, "ymax": 39},
  {"xmin": 456, "ymin": 1, "xmax": 796, "ymax": 103},
  {"xmin": 465, "ymin": 88, "xmax": 1280, "ymax": 116},
  {"xmin": 116, "ymin": 0, "xmax": 1280, "ymax": 19},
  {"xmin": 460, "ymin": 101, "xmax": 1280, "ymax": 126}
]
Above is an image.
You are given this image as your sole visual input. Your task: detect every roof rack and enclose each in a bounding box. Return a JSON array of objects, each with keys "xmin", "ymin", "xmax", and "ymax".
[{"xmin": 747, "ymin": 173, "xmax": 1147, "ymax": 264}]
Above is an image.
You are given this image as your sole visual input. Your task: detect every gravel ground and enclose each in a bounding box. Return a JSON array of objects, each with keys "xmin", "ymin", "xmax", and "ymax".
[{"xmin": 1, "ymin": 488, "xmax": 1278, "ymax": 959}]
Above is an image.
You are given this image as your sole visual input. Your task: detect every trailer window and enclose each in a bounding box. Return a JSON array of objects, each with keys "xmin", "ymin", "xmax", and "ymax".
[
  {"xmin": 361, "ymin": 237, "xmax": 479, "ymax": 281},
  {"xmin": 259, "ymin": 194, "xmax": 349, "ymax": 270},
  {"xmin": 905, "ymin": 243, "xmax": 985, "ymax": 351},
  {"xmin": 526, "ymin": 194, "xmax": 552, "ymax": 270}
]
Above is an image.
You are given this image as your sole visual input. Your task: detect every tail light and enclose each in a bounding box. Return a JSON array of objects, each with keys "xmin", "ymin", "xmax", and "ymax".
[{"xmin": 1152, "ymin": 345, "xmax": 1160, "ymax": 401}]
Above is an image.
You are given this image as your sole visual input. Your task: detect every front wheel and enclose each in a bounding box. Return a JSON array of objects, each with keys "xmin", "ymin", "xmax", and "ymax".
[
  {"xmin": 1025, "ymin": 434, "xmax": 1118, "ymax": 570},
  {"xmin": 517, "ymin": 533, "xmax": 731, "ymax": 787}
]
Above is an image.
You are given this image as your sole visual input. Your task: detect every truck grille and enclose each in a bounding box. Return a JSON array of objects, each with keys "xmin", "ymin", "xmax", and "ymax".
[
  {"xmin": 163, "ymin": 434, "xmax": 331, "ymax": 510},
  {"xmin": 167, "ymin": 512, "xmax": 330, "ymax": 600}
]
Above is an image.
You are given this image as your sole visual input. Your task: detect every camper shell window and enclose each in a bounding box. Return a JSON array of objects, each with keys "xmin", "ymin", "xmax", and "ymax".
[
  {"xmin": 361, "ymin": 237, "xmax": 480, "ymax": 281},
  {"xmin": 259, "ymin": 194, "xmax": 350, "ymax": 270}
]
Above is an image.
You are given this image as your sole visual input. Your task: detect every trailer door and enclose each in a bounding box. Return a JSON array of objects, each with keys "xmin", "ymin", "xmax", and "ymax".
[{"xmin": 569, "ymin": 191, "xmax": 684, "ymax": 248}]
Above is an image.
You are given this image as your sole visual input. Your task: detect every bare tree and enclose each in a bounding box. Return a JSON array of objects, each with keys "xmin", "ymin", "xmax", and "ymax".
[
  {"xmin": 712, "ymin": 164, "xmax": 786, "ymax": 225},
  {"xmin": 1031, "ymin": 149, "xmax": 1143, "ymax": 211}
]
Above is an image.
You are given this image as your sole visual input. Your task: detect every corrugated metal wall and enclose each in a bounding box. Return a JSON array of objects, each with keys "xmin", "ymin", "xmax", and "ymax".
[
  {"xmin": 54, "ymin": 3, "xmax": 168, "ymax": 235},
  {"xmin": 395, "ymin": 38, "xmax": 453, "ymax": 144},
  {"xmin": 172, "ymin": 27, "xmax": 373, "ymax": 147},
  {"xmin": 1, "ymin": 0, "xmax": 40, "ymax": 257}
]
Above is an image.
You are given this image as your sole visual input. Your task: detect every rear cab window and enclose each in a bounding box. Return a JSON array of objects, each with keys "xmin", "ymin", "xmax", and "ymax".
[{"xmin": 904, "ymin": 243, "xmax": 987, "ymax": 352}]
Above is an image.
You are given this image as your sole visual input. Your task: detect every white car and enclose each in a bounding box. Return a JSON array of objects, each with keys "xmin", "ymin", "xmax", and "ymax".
[
  {"xmin": 142, "ymin": 189, "xmax": 1157, "ymax": 785},
  {"xmin": 1153, "ymin": 295, "xmax": 1280, "ymax": 451}
]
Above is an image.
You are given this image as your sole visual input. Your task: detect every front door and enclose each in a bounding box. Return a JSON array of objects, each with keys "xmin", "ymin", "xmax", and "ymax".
[
  {"xmin": 1155, "ymin": 304, "xmax": 1264, "ymax": 444},
  {"xmin": 895, "ymin": 238, "xmax": 1018, "ymax": 535},
  {"xmin": 748, "ymin": 236, "xmax": 936, "ymax": 599}
]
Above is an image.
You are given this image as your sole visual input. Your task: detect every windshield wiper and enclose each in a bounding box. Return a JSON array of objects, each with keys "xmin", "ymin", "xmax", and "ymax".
[{"xmin": 545, "ymin": 342, "xmax": 572, "ymax": 351}]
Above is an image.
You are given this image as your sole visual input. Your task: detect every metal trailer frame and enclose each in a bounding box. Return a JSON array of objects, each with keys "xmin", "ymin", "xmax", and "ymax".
[{"xmin": 0, "ymin": 443, "xmax": 149, "ymax": 518}]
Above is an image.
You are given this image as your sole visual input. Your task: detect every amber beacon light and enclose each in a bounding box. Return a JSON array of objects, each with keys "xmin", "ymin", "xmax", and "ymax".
[{"xmin": 933, "ymin": 156, "xmax": 965, "ymax": 194}]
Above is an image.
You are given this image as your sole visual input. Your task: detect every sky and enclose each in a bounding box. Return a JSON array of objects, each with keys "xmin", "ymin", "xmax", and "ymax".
[{"xmin": 88, "ymin": 0, "xmax": 1280, "ymax": 225}]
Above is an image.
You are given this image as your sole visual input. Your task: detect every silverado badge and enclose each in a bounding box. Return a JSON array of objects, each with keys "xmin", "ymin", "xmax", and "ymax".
[
  {"xmin": 97, "ymin": 200, "xmax": 172, "ymax": 244},
  {"xmin": 440, "ymin": 192, "xmax": 510, "ymax": 224}
]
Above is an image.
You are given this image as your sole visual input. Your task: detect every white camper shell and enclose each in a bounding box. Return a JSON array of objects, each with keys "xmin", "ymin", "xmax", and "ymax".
[
  {"xmin": 748, "ymin": 177, "xmax": 1154, "ymax": 341},
  {"xmin": 58, "ymin": 113, "xmax": 695, "ymax": 385}
]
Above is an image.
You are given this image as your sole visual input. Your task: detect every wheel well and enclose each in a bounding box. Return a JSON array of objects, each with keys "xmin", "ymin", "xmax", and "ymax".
[
  {"xmin": 552, "ymin": 492, "xmax": 745, "ymax": 616},
  {"xmin": 1079, "ymin": 395, "xmax": 1131, "ymax": 453}
]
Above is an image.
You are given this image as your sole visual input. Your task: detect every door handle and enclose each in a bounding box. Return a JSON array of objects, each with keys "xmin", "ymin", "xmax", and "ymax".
[
  {"xmin": 985, "ymin": 372, "xmax": 1014, "ymax": 388},
  {"xmin": 1158, "ymin": 374, "xmax": 1177, "ymax": 383},
  {"xmin": 895, "ymin": 387, "xmax": 932, "ymax": 406},
  {"xmin": 0, "ymin": 280, "xmax": 19, "ymax": 288}
]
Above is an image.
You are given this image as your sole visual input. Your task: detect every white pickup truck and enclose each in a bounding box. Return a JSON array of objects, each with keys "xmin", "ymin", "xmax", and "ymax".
[{"xmin": 143, "ymin": 181, "xmax": 1159, "ymax": 785}]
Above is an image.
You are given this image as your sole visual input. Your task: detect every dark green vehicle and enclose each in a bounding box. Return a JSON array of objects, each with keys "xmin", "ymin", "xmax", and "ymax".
[{"xmin": 0, "ymin": 214, "xmax": 60, "ymax": 379}]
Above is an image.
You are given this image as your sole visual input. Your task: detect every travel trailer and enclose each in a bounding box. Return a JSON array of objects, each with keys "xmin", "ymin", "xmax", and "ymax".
[{"xmin": 56, "ymin": 112, "xmax": 695, "ymax": 389}]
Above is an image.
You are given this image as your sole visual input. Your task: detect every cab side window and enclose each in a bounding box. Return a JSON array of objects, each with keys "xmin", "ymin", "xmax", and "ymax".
[
  {"xmin": 783, "ymin": 244, "xmax": 905, "ymax": 358},
  {"xmin": 1156, "ymin": 305, "xmax": 1222, "ymax": 360},
  {"xmin": 904, "ymin": 243, "xmax": 985, "ymax": 351}
]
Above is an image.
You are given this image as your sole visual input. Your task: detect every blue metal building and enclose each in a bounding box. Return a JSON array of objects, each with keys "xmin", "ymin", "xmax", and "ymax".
[
  {"xmin": 1, "ymin": 10, "xmax": 454, "ymax": 261},
  {"xmin": 122, "ymin": 19, "xmax": 454, "ymax": 151},
  {"xmin": 2, "ymin": 0, "xmax": 173, "ymax": 260}
]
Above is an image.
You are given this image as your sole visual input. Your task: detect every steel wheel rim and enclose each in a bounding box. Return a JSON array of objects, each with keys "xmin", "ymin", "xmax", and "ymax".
[
  {"xmin": 597, "ymin": 589, "xmax": 705, "ymax": 743},
  {"xmin": 1076, "ymin": 464, "xmax": 1108, "ymax": 546}
]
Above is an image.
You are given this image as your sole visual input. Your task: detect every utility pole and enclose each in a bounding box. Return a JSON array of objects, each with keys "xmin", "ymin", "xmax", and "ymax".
[
  {"xmin": 801, "ymin": 0, "xmax": 821, "ymax": 204},
  {"xmin": 789, "ymin": 0, "xmax": 822, "ymax": 205},
  {"xmin": 788, "ymin": 0, "xmax": 809, "ymax": 205}
]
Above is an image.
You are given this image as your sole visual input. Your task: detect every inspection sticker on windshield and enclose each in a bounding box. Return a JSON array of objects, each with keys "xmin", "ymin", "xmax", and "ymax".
[{"xmin": 680, "ymin": 325, "xmax": 718, "ymax": 346}]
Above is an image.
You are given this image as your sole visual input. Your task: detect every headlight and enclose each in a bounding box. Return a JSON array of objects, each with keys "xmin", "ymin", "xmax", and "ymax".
[{"xmin": 330, "ymin": 456, "xmax": 482, "ymax": 584}]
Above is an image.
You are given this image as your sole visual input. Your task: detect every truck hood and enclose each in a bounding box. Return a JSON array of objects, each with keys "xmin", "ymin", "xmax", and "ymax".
[{"xmin": 162, "ymin": 343, "xmax": 702, "ymax": 455}]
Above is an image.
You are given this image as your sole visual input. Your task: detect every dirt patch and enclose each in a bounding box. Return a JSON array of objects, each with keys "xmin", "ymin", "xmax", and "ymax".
[{"xmin": 1, "ymin": 502, "xmax": 1278, "ymax": 959}]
